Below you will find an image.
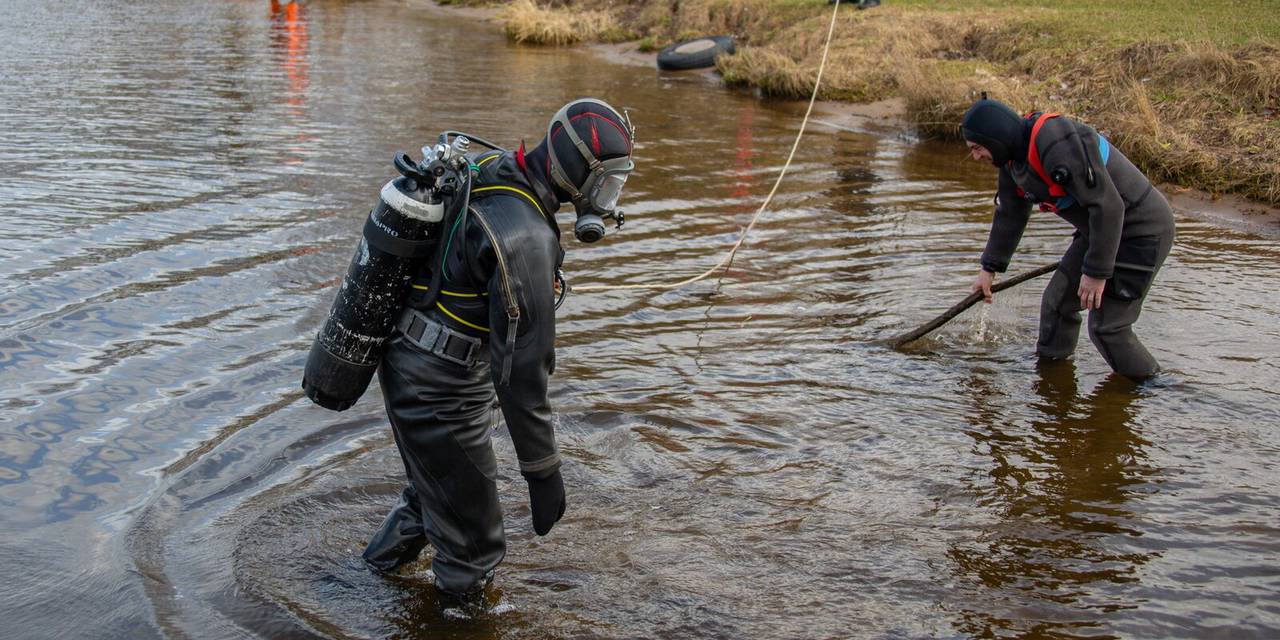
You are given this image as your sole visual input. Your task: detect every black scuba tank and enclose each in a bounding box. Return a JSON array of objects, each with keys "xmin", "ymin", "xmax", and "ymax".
[{"xmin": 302, "ymin": 142, "xmax": 470, "ymax": 411}]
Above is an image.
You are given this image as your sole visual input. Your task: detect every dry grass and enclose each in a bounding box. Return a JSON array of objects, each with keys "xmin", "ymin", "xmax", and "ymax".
[
  {"xmin": 488, "ymin": 0, "xmax": 1280, "ymax": 203},
  {"xmin": 500, "ymin": 0, "xmax": 624, "ymax": 46},
  {"xmin": 1052, "ymin": 40, "xmax": 1280, "ymax": 202}
]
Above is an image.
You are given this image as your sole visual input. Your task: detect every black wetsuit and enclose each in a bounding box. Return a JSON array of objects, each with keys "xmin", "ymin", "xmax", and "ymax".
[
  {"xmin": 363, "ymin": 149, "xmax": 563, "ymax": 594},
  {"xmin": 980, "ymin": 115, "xmax": 1176, "ymax": 379}
]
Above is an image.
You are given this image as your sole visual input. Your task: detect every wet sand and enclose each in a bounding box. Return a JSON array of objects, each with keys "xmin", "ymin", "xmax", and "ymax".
[{"xmin": 1164, "ymin": 188, "xmax": 1280, "ymax": 240}]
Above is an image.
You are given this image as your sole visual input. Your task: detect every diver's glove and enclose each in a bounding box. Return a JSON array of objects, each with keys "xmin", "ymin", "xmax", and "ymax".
[{"xmin": 523, "ymin": 468, "xmax": 566, "ymax": 536}]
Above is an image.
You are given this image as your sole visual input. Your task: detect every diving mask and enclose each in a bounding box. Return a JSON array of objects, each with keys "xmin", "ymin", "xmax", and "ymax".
[{"xmin": 545, "ymin": 98, "xmax": 635, "ymax": 242}]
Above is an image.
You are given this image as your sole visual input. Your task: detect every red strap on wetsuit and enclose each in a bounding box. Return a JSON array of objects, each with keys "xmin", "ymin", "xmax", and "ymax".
[
  {"xmin": 1005, "ymin": 112, "xmax": 1067, "ymax": 213},
  {"xmin": 1027, "ymin": 112, "xmax": 1067, "ymax": 200}
]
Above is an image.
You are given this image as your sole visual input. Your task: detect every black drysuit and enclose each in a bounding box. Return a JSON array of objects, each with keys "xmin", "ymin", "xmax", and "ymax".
[
  {"xmin": 363, "ymin": 150, "xmax": 564, "ymax": 594},
  {"xmin": 979, "ymin": 115, "xmax": 1175, "ymax": 379}
]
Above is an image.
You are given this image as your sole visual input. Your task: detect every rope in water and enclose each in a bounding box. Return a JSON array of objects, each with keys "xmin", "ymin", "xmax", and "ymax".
[{"xmin": 572, "ymin": 0, "xmax": 844, "ymax": 293}]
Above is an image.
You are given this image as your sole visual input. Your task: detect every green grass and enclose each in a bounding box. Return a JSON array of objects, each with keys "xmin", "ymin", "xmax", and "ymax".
[{"xmin": 884, "ymin": 0, "xmax": 1280, "ymax": 46}]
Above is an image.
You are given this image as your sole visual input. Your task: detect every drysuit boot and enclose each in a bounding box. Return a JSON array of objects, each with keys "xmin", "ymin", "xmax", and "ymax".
[
  {"xmin": 434, "ymin": 569, "xmax": 495, "ymax": 617},
  {"xmin": 1037, "ymin": 233, "xmax": 1172, "ymax": 381},
  {"xmin": 363, "ymin": 485, "xmax": 429, "ymax": 572},
  {"xmin": 376, "ymin": 333, "xmax": 506, "ymax": 595}
]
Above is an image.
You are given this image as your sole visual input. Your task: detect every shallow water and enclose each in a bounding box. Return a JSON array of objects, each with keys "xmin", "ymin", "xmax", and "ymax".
[{"xmin": 1, "ymin": 1, "xmax": 1278, "ymax": 638}]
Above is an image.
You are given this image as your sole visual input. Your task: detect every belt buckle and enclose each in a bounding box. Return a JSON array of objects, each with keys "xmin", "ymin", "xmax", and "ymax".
[
  {"xmin": 433, "ymin": 326, "xmax": 478, "ymax": 367},
  {"xmin": 402, "ymin": 311, "xmax": 438, "ymax": 346}
]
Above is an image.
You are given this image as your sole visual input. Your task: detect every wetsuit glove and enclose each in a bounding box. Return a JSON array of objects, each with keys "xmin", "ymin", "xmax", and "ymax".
[{"xmin": 523, "ymin": 468, "xmax": 566, "ymax": 536}]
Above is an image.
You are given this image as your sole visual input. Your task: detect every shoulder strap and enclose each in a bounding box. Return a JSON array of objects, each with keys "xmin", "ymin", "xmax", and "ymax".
[
  {"xmin": 466, "ymin": 204, "xmax": 522, "ymax": 385},
  {"xmin": 471, "ymin": 184, "xmax": 548, "ymax": 219},
  {"xmin": 1026, "ymin": 113, "xmax": 1067, "ymax": 197},
  {"xmin": 469, "ymin": 151, "xmax": 551, "ymax": 220}
]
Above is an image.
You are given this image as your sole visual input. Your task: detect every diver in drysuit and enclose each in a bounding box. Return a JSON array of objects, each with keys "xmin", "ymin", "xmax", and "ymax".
[
  {"xmin": 362, "ymin": 99, "xmax": 635, "ymax": 603},
  {"xmin": 962, "ymin": 97, "xmax": 1175, "ymax": 380}
]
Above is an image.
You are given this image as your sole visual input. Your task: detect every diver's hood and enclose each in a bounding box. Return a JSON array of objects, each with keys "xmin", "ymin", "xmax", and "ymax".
[{"xmin": 961, "ymin": 98, "xmax": 1028, "ymax": 166}]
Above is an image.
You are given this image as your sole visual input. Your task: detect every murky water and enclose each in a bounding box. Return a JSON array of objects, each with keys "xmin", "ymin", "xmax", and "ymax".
[{"xmin": 2, "ymin": 1, "xmax": 1278, "ymax": 638}]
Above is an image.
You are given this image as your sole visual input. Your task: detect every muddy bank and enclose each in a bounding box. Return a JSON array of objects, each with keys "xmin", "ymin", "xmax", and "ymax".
[
  {"xmin": 448, "ymin": 0, "xmax": 1280, "ymax": 208},
  {"xmin": 429, "ymin": 0, "xmax": 1280, "ymax": 239},
  {"xmin": 1165, "ymin": 189, "xmax": 1280, "ymax": 240}
]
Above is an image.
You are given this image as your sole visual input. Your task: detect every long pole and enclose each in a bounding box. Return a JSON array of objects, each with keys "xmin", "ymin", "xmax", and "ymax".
[{"xmin": 885, "ymin": 262, "xmax": 1060, "ymax": 349}]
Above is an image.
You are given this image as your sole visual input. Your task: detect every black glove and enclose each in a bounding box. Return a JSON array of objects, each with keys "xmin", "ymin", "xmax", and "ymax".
[{"xmin": 524, "ymin": 468, "xmax": 566, "ymax": 536}]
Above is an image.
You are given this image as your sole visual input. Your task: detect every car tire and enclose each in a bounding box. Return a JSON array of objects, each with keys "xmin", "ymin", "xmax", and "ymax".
[{"xmin": 656, "ymin": 35, "xmax": 736, "ymax": 71}]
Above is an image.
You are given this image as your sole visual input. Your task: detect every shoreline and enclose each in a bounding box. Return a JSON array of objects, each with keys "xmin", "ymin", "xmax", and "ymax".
[
  {"xmin": 1163, "ymin": 189, "xmax": 1280, "ymax": 240},
  {"xmin": 424, "ymin": 0, "xmax": 1280, "ymax": 240}
]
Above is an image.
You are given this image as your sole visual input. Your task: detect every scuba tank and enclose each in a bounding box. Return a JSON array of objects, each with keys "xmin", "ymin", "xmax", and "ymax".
[{"xmin": 302, "ymin": 134, "xmax": 477, "ymax": 411}]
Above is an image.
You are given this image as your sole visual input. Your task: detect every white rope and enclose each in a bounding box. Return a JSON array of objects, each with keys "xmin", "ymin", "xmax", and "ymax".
[{"xmin": 573, "ymin": 0, "xmax": 844, "ymax": 293}]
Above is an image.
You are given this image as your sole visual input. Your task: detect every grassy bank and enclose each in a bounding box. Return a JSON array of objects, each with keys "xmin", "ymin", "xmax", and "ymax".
[{"xmin": 465, "ymin": 0, "xmax": 1280, "ymax": 205}]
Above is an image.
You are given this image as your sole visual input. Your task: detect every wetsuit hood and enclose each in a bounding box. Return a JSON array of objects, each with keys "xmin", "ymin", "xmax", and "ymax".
[{"xmin": 962, "ymin": 98, "xmax": 1028, "ymax": 167}]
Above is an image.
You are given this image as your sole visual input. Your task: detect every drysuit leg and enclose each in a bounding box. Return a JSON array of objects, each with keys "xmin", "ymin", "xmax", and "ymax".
[
  {"xmin": 372, "ymin": 335, "xmax": 505, "ymax": 595},
  {"xmin": 362, "ymin": 484, "xmax": 428, "ymax": 571},
  {"xmin": 1087, "ymin": 297, "xmax": 1159, "ymax": 380},
  {"xmin": 1036, "ymin": 237, "xmax": 1087, "ymax": 360},
  {"xmin": 363, "ymin": 416, "xmax": 440, "ymax": 571},
  {"xmin": 1087, "ymin": 233, "xmax": 1173, "ymax": 381}
]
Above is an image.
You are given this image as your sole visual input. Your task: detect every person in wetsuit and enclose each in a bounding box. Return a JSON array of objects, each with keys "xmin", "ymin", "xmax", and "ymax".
[
  {"xmin": 962, "ymin": 97, "xmax": 1175, "ymax": 381},
  {"xmin": 362, "ymin": 98, "xmax": 635, "ymax": 604}
]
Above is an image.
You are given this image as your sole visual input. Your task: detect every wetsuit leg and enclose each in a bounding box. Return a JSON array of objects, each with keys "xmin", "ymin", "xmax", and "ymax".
[
  {"xmin": 1087, "ymin": 232, "xmax": 1174, "ymax": 381},
  {"xmin": 1036, "ymin": 236, "xmax": 1087, "ymax": 360},
  {"xmin": 375, "ymin": 334, "xmax": 505, "ymax": 595}
]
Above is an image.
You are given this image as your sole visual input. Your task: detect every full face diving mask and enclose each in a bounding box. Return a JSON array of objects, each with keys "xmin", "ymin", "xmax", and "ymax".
[{"xmin": 546, "ymin": 99, "xmax": 635, "ymax": 243}]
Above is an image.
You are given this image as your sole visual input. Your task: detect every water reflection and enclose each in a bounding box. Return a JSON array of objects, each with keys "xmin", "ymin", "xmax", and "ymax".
[
  {"xmin": 385, "ymin": 585, "xmax": 506, "ymax": 640},
  {"xmin": 270, "ymin": 1, "xmax": 308, "ymax": 101},
  {"xmin": 1, "ymin": 0, "xmax": 1278, "ymax": 636},
  {"xmin": 269, "ymin": 0, "xmax": 310, "ymax": 162},
  {"xmin": 728, "ymin": 100, "xmax": 757, "ymax": 211},
  {"xmin": 952, "ymin": 363, "xmax": 1159, "ymax": 638}
]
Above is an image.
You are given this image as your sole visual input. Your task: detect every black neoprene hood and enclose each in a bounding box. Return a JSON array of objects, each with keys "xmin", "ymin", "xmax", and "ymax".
[
  {"xmin": 547, "ymin": 101, "xmax": 633, "ymax": 192},
  {"xmin": 961, "ymin": 98, "xmax": 1028, "ymax": 166}
]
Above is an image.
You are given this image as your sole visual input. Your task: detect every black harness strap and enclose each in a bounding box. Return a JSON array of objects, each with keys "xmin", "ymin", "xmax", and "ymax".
[{"xmin": 363, "ymin": 213, "xmax": 436, "ymax": 258}]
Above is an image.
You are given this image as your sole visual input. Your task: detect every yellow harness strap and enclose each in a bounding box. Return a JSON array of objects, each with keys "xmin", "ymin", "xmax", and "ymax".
[
  {"xmin": 404, "ymin": 160, "xmax": 540, "ymax": 335},
  {"xmin": 412, "ymin": 284, "xmax": 484, "ymax": 294},
  {"xmin": 471, "ymin": 185, "xmax": 547, "ymax": 220},
  {"xmin": 435, "ymin": 301, "xmax": 490, "ymax": 333}
]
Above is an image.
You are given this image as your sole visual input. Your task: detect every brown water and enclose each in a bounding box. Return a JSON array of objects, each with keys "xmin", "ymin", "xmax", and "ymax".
[{"xmin": 2, "ymin": 1, "xmax": 1278, "ymax": 638}]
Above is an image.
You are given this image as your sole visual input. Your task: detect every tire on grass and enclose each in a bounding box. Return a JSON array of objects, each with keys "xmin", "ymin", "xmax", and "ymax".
[{"xmin": 656, "ymin": 36, "xmax": 736, "ymax": 71}]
